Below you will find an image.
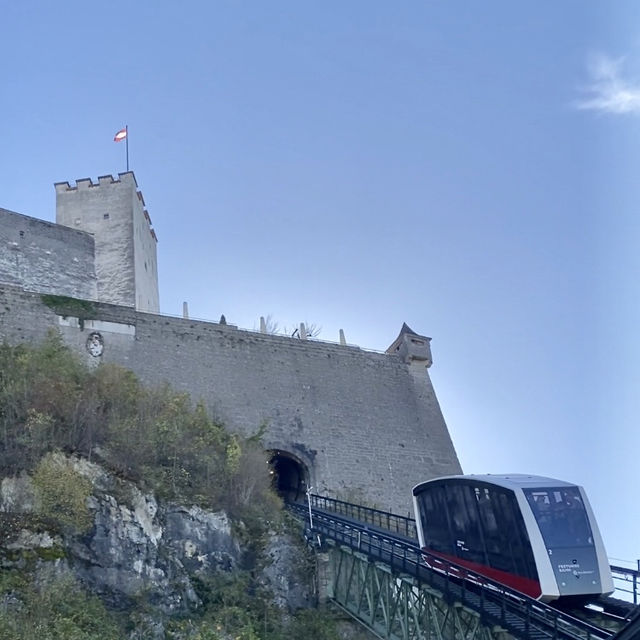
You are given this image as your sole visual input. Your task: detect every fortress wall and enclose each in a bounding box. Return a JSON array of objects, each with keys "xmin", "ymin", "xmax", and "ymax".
[
  {"xmin": 0, "ymin": 285, "xmax": 461, "ymax": 514},
  {"xmin": 0, "ymin": 209, "xmax": 97, "ymax": 300}
]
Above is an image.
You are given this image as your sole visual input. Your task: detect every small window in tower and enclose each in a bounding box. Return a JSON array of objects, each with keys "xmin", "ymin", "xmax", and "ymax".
[
  {"xmin": 103, "ymin": 213, "xmax": 110, "ymax": 220},
  {"xmin": 19, "ymin": 230, "xmax": 24, "ymax": 237},
  {"xmin": 144, "ymin": 261, "xmax": 148, "ymax": 271}
]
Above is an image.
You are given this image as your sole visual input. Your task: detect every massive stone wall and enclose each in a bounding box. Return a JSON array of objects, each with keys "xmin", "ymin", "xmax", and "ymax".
[
  {"xmin": 0, "ymin": 208, "xmax": 97, "ymax": 300},
  {"xmin": 0, "ymin": 284, "xmax": 462, "ymax": 514}
]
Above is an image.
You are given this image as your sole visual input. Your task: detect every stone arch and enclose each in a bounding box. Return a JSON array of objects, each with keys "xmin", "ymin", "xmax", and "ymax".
[{"xmin": 267, "ymin": 449, "xmax": 309, "ymax": 503}]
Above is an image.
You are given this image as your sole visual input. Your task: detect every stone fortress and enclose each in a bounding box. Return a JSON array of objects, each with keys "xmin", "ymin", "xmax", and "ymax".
[{"xmin": 0, "ymin": 172, "xmax": 462, "ymax": 514}]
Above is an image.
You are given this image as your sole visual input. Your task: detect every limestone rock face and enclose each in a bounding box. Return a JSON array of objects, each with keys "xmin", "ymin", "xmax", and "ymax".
[
  {"xmin": 0, "ymin": 454, "xmax": 322, "ymax": 634},
  {"xmin": 0, "ymin": 457, "xmax": 242, "ymax": 613},
  {"xmin": 164, "ymin": 505, "xmax": 238, "ymax": 574},
  {"xmin": 0, "ymin": 474, "xmax": 36, "ymax": 513},
  {"xmin": 70, "ymin": 494, "xmax": 201, "ymax": 612},
  {"xmin": 260, "ymin": 530, "xmax": 314, "ymax": 611}
]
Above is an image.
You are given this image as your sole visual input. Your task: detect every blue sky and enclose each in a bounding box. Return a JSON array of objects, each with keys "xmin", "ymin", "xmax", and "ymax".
[{"xmin": 2, "ymin": 2, "xmax": 639, "ymax": 564}]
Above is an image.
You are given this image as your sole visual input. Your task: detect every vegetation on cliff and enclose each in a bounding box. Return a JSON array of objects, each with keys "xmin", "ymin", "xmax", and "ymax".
[
  {"xmin": 0, "ymin": 331, "xmax": 279, "ymax": 526},
  {"xmin": 0, "ymin": 333, "xmax": 362, "ymax": 639}
]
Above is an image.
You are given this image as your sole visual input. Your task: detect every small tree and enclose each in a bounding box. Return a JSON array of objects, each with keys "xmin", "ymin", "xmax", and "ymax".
[
  {"xmin": 255, "ymin": 314, "xmax": 280, "ymax": 334},
  {"xmin": 285, "ymin": 322, "xmax": 322, "ymax": 339}
]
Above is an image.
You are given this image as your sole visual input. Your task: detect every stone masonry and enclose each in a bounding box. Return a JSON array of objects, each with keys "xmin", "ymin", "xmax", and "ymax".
[
  {"xmin": 0, "ymin": 174, "xmax": 462, "ymax": 514},
  {"xmin": 0, "ymin": 207, "xmax": 97, "ymax": 300},
  {"xmin": 0, "ymin": 284, "xmax": 461, "ymax": 514}
]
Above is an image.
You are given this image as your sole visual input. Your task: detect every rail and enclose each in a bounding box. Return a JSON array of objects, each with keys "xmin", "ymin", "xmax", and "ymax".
[{"xmin": 289, "ymin": 501, "xmax": 613, "ymax": 640}]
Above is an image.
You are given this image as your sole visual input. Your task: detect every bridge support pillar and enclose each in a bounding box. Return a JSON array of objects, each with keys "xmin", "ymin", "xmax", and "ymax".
[{"xmin": 316, "ymin": 552, "xmax": 332, "ymax": 605}]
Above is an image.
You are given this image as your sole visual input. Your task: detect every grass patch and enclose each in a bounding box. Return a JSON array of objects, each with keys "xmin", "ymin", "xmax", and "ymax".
[{"xmin": 40, "ymin": 294, "xmax": 97, "ymax": 327}]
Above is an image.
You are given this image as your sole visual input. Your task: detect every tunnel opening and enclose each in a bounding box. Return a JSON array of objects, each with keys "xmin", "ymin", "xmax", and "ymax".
[{"xmin": 268, "ymin": 450, "xmax": 308, "ymax": 503}]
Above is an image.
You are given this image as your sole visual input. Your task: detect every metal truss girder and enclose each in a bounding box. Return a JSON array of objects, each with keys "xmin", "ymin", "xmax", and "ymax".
[
  {"xmin": 290, "ymin": 503, "xmax": 615, "ymax": 640},
  {"xmin": 330, "ymin": 545, "xmax": 514, "ymax": 640}
]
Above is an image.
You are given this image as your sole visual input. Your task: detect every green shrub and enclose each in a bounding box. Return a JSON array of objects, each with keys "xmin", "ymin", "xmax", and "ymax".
[
  {"xmin": 0, "ymin": 333, "xmax": 90, "ymax": 472},
  {"xmin": 189, "ymin": 572, "xmax": 282, "ymax": 640},
  {"xmin": 32, "ymin": 453, "xmax": 93, "ymax": 533},
  {"xmin": 0, "ymin": 571, "xmax": 123, "ymax": 639},
  {"xmin": 0, "ymin": 336, "xmax": 283, "ymax": 528},
  {"xmin": 166, "ymin": 619, "xmax": 224, "ymax": 639},
  {"xmin": 288, "ymin": 609, "xmax": 339, "ymax": 639}
]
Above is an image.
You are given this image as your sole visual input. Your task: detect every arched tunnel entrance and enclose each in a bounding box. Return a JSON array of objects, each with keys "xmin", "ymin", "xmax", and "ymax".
[{"xmin": 268, "ymin": 450, "xmax": 308, "ymax": 503}]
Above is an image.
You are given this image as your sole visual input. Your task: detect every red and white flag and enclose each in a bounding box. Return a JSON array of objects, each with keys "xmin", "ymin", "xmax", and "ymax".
[{"xmin": 114, "ymin": 128, "xmax": 127, "ymax": 142}]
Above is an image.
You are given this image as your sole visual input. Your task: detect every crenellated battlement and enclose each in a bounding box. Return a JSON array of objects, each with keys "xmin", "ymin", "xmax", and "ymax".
[
  {"xmin": 55, "ymin": 172, "xmax": 142, "ymax": 196},
  {"xmin": 55, "ymin": 172, "xmax": 155, "ymax": 236}
]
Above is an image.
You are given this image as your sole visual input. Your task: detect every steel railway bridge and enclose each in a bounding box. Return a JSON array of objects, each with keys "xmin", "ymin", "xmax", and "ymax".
[{"xmin": 287, "ymin": 496, "xmax": 640, "ymax": 640}]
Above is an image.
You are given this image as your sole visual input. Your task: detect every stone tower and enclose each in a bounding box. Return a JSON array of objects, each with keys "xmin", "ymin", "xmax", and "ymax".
[{"xmin": 55, "ymin": 172, "xmax": 159, "ymax": 313}]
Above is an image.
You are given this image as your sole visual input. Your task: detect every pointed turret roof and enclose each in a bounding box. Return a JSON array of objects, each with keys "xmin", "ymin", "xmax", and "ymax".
[
  {"xmin": 399, "ymin": 322, "xmax": 419, "ymax": 337},
  {"xmin": 385, "ymin": 323, "xmax": 430, "ymax": 355}
]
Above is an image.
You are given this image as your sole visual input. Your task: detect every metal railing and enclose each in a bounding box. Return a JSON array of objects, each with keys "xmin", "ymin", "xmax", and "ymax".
[
  {"xmin": 309, "ymin": 494, "xmax": 417, "ymax": 540},
  {"xmin": 610, "ymin": 565, "xmax": 640, "ymax": 606}
]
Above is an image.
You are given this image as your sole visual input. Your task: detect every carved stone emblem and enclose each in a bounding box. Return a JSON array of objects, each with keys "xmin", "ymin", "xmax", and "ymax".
[{"xmin": 86, "ymin": 332, "xmax": 104, "ymax": 357}]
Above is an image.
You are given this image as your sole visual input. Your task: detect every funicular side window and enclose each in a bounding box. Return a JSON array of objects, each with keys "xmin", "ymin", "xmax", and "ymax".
[
  {"xmin": 473, "ymin": 485, "xmax": 537, "ymax": 581},
  {"xmin": 496, "ymin": 490, "xmax": 537, "ymax": 580},
  {"xmin": 475, "ymin": 486, "xmax": 510, "ymax": 572},
  {"xmin": 446, "ymin": 483, "xmax": 485, "ymax": 564},
  {"xmin": 417, "ymin": 485, "xmax": 453, "ymax": 555}
]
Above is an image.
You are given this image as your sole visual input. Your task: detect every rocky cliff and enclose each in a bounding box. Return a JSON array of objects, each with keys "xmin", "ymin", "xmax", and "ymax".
[{"xmin": 0, "ymin": 454, "xmax": 314, "ymax": 637}]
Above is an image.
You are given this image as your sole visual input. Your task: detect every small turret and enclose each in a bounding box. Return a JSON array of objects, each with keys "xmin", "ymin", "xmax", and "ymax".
[{"xmin": 386, "ymin": 323, "xmax": 433, "ymax": 367}]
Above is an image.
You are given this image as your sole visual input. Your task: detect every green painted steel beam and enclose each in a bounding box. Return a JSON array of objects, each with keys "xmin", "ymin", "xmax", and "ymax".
[{"xmin": 327, "ymin": 544, "xmax": 514, "ymax": 640}]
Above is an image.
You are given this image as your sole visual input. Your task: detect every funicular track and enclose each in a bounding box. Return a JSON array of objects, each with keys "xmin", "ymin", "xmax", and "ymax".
[{"xmin": 288, "ymin": 496, "xmax": 638, "ymax": 640}]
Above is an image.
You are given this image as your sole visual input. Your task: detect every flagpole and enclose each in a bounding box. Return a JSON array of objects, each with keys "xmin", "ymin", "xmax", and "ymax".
[{"xmin": 125, "ymin": 125, "xmax": 129, "ymax": 172}]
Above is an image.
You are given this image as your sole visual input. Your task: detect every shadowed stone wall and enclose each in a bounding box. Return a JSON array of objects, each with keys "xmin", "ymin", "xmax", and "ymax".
[{"xmin": 0, "ymin": 208, "xmax": 97, "ymax": 301}]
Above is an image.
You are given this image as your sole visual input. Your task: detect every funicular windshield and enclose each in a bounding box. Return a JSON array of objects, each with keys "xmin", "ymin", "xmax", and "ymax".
[{"xmin": 523, "ymin": 487, "xmax": 594, "ymax": 549}]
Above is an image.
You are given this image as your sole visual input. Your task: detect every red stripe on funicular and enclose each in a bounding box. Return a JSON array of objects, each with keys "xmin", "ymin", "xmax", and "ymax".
[{"xmin": 421, "ymin": 549, "xmax": 542, "ymax": 599}]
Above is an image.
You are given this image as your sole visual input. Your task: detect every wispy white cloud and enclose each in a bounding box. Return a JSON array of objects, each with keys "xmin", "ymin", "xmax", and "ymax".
[{"xmin": 576, "ymin": 53, "xmax": 640, "ymax": 114}]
